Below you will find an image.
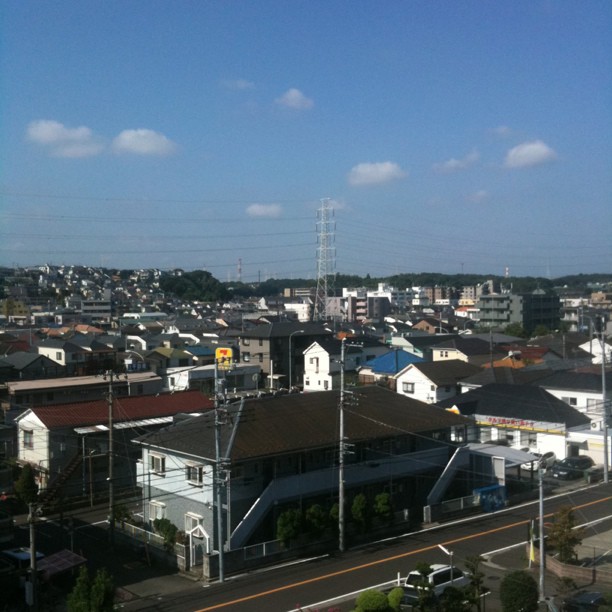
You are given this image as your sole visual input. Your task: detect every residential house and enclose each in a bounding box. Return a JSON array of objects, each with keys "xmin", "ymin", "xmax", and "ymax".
[
  {"xmin": 134, "ymin": 386, "xmax": 472, "ymax": 568},
  {"xmin": 0, "ymin": 352, "xmax": 65, "ymax": 381},
  {"xmin": 2, "ymin": 372, "xmax": 164, "ymax": 422},
  {"xmin": 431, "ymin": 337, "xmax": 505, "ymax": 366},
  {"xmin": 437, "ymin": 384, "xmax": 593, "ymax": 463},
  {"xmin": 237, "ymin": 322, "xmax": 332, "ymax": 389},
  {"xmin": 358, "ymin": 349, "xmax": 424, "ymax": 387},
  {"xmin": 302, "ymin": 339, "xmax": 362, "ymax": 392},
  {"xmin": 14, "ymin": 390, "xmax": 214, "ymax": 508},
  {"xmin": 36, "ymin": 335, "xmax": 116, "ymax": 376},
  {"xmin": 396, "ymin": 360, "xmax": 481, "ymax": 404},
  {"xmin": 534, "ymin": 369, "xmax": 612, "ymax": 431}
]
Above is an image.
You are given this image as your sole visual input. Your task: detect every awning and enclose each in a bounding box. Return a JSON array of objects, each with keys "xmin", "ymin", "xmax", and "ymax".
[{"xmin": 37, "ymin": 549, "xmax": 87, "ymax": 581}]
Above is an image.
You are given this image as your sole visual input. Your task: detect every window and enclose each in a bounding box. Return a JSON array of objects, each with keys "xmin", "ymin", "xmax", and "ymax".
[
  {"xmin": 185, "ymin": 513, "xmax": 203, "ymax": 533},
  {"xmin": 562, "ymin": 396, "xmax": 578, "ymax": 406},
  {"xmin": 402, "ymin": 382, "xmax": 415, "ymax": 394},
  {"xmin": 243, "ymin": 338, "xmax": 250, "ymax": 346},
  {"xmin": 242, "ymin": 351, "xmax": 250, "ymax": 362},
  {"xmin": 23, "ymin": 429, "xmax": 34, "ymax": 449},
  {"xmin": 186, "ymin": 463, "xmax": 204, "ymax": 485},
  {"xmin": 258, "ymin": 339, "xmax": 263, "ymax": 347},
  {"xmin": 324, "ymin": 380, "xmax": 329, "ymax": 390},
  {"xmin": 149, "ymin": 500, "xmax": 166, "ymax": 521},
  {"xmin": 56, "ymin": 352, "xmax": 62, "ymax": 361},
  {"xmin": 149, "ymin": 454, "xmax": 166, "ymax": 475}
]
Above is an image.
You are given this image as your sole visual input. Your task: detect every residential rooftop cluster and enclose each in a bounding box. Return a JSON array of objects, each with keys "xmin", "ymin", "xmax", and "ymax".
[{"xmin": 0, "ymin": 263, "xmax": 610, "ymax": 583}]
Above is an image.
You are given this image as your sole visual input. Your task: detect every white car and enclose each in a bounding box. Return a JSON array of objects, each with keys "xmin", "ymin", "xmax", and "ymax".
[
  {"xmin": 403, "ymin": 564, "xmax": 470, "ymax": 603},
  {"xmin": 521, "ymin": 451, "xmax": 556, "ymax": 471}
]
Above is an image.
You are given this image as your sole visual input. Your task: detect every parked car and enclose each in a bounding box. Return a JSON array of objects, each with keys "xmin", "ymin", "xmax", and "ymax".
[
  {"xmin": 550, "ymin": 456, "xmax": 594, "ymax": 480},
  {"xmin": 402, "ymin": 564, "xmax": 470, "ymax": 603},
  {"xmin": 521, "ymin": 451, "xmax": 557, "ymax": 471},
  {"xmin": 561, "ymin": 590, "xmax": 608, "ymax": 611}
]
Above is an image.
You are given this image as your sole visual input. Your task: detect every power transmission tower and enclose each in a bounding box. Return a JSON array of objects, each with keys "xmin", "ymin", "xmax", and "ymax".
[{"xmin": 314, "ymin": 197, "xmax": 335, "ymax": 321}]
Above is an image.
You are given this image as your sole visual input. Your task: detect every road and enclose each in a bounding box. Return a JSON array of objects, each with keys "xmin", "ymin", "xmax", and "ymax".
[{"xmin": 17, "ymin": 482, "xmax": 612, "ymax": 611}]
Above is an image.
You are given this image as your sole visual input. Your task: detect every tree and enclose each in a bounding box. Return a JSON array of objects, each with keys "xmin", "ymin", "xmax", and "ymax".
[
  {"xmin": 354, "ymin": 589, "xmax": 390, "ymax": 612},
  {"xmin": 373, "ymin": 492, "xmax": 393, "ymax": 525},
  {"xmin": 464, "ymin": 555, "xmax": 486, "ymax": 611},
  {"xmin": 304, "ymin": 503, "xmax": 328, "ymax": 537},
  {"xmin": 387, "ymin": 587, "xmax": 404, "ymax": 611},
  {"xmin": 276, "ymin": 508, "xmax": 302, "ymax": 547},
  {"xmin": 547, "ymin": 506, "xmax": 584, "ymax": 564},
  {"xmin": 351, "ymin": 493, "xmax": 370, "ymax": 533},
  {"xmin": 67, "ymin": 566, "xmax": 115, "ymax": 612},
  {"xmin": 14, "ymin": 463, "xmax": 38, "ymax": 505},
  {"xmin": 499, "ymin": 570, "xmax": 538, "ymax": 612},
  {"xmin": 153, "ymin": 517, "xmax": 178, "ymax": 551},
  {"xmin": 504, "ymin": 323, "xmax": 527, "ymax": 338}
]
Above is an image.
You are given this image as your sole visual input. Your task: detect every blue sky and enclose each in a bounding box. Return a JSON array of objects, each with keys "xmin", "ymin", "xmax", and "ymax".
[{"xmin": 1, "ymin": 1, "xmax": 610, "ymax": 283}]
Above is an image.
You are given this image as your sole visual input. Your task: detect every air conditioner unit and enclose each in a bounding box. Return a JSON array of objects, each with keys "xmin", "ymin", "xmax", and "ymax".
[{"xmin": 591, "ymin": 421, "xmax": 602, "ymax": 431}]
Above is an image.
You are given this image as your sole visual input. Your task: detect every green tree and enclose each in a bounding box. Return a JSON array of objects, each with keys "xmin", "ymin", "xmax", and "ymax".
[
  {"xmin": 89, "ymin": 568, "xmax": 115, "ymax": 611},
  {"xmin": 373, "ymin": 492, "xmax": 393, "ymax": 525},
  {"xmin": 67, "ymin": 566, "xmax": 115, "ymax": 612},
  {"xmin": 464, "ymin": 555, "xmax": 486, "ymax": 611},
  {"xmin": 504, "ymin": 323, "xmax": 527, "ymax": 338},
  {"xmin": 547, "ymin": 506, "xmax": 584, "ymax": 564},
  {"xmin": 66, "ymin": 566, "xmax": 91, "ymax": 612},
  {"xmin": 412, "ymin": 562, "xmax": 437, "ymax": 612},
  {"xmin": 499, "ymin": 570, "xmax": 538, "ymax": 612},
  {"xmin": 14, "ymin": 463, "xmax": 38, "ymax": 505},
  {"xmin": 387, "ymin": 586, "xmax": 404, "ymax": 611},
  {"xmin": 276, "ymin": 508, "xmax": 302, "ymax": 547},
  {"xmin": 304, "ymin": 503, "xmax": 328, "ymax": 537},
  {"xmin": 351, "ymin": 493, "xmax": 370, "ymax": 533},
  {"xmin": 153, "ymin": 517, "xmax": 178, "ymax": 550},
  {"xmin": 438, "ymin": 585, "xmax": 471, "ymax": 611},
  {"xmin": 354, "ymin": 589, "xmax": 390, "ymax": 612},
  {"xmin": 532, "ymin": 324, "xmax": 550, "ymax": 337}
]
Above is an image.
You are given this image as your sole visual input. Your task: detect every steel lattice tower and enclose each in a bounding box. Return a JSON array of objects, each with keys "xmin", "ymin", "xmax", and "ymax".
[{"xmin": 313, "ymin": 197, "xmax": 335, "ymax": 321}]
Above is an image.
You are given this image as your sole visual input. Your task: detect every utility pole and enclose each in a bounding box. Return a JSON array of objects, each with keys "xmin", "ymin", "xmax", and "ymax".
[
  {"xmin": 106, "ymin": 370, "xmax": 115, "ymax": 547},
  {"xmin": 538, "ymin": 467, "xmax": 545, "ymax": 602},
  {"xmin": 601, "ymin": 315, "xmax": 609, "ymax": 484},
  {"xmin": 339, "ymin": 338, "xmax": 346, "ymax": 553},
  {"xmin": 213, "ymin": 353, "xmax": 227, "ymax": 583},
  {"xmin": 27, "ymin": 503, "xmax": 38, "ymax": 612}
]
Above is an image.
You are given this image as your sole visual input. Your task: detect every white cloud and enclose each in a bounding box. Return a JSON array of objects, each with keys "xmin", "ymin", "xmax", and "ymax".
[
  {"xmin": 347, "ymin": 161, "xmax": 407, "ymax": 186},
  {"xmin": 491, "ymin": 125, "xmax": 512, "ymax": 137},
  {"xmin": 467, "ymin": 190, "xmax": 489, "ymax": 203},
  {"xmin": 26, "ymin": 119, "xmax": 103, "ymax": 158},
  {"xmin": 504, "ymin": 140, "xmax": 557, "ymax": 168},
  {"xmin": 246, "ymin": 203, "xmax": 283, "ymax": 218},
  {"xmin": 434, "ymin": 150, "xmax": 479, "ymax": 173},
  {"xmin": 275, "ymin": 88, "xmax": 314, "ymax": 110},
  {"xmin": 112, "ymin": 129, "xmax": 176, "ymax": 156},
  {"xmin": 222, "ymin": 78, "xmax": 255, "ymax": 90}
]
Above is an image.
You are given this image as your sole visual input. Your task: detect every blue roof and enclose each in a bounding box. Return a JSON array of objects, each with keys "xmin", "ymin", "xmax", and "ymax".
[{"xmin": 364, "ymin": 349, "xmax": 424, "ymax": 375}]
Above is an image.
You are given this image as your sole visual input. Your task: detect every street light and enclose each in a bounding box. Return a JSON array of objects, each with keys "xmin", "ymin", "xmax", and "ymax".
[
  {"xmin": 288, "ymin": 330, "xmax": 305, "ymax": 390},
  {"xmin": 438, "ymin": 544, "xmax": 454, "ymax": 581}
]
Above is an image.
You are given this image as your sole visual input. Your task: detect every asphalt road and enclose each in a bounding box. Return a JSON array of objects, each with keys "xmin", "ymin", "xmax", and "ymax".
[
  {"xmin": 13, "ymin": 482, "xmax": 612, "ymax": 612},
  {"xmin": 118, "ymin": 482, "xmax": 612, "ymax": 612}
]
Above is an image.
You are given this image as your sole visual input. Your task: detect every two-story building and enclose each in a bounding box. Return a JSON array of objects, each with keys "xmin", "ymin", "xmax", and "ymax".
[{"xmin": 133, "ymin": 386, "xmax": 473, "ymax": 572}]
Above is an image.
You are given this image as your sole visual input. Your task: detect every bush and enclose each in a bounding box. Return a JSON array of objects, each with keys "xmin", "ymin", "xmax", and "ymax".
[
  {"xmin": 276, "ymin": 508, "xmax": 303, "ymax": 547},
  {"xmin": 14, "ymin": 463, "xmax": 38, "ymax": 505},
  {"xmin": 153, "ymin": 517, "xmax": 178, "ymax": 550},
  {"xmin": 387, "ymin": 586, "xmax": 404, "ymax": 611},
  {"xmin": 354, "ymin": 589, "xmax": 390, "ymax": 612},
  {"xmin": 499, "ymin": 570, "xmax": 538, "ymax": 612}
]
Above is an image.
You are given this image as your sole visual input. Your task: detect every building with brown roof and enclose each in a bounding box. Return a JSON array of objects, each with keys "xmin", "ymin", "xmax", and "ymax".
[{"xmin": 14, "ymin": 390, "xmax": 213, "ymax": 510}]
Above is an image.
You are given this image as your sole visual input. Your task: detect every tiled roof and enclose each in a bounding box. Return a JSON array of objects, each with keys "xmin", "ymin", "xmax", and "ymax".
[
  {"xmin": 409, "ymin": 360, "xmax": 482, "ymax": 385},
  {"xmin": 437, "ymin": 383, "xmax": 590, "ymax": 428},
  {"xmin": 135, "ymin": 386, "xmax": 471, "ymax": 462},
  {"xmin": 536, "ymin": 370, "xmax": 612, "ymax": 393},
  {"xmin": 23, "ymin": 390, "xmax": 213, "ymax": 429},
  {"xmin": 238, "ymin": 322, "xmax": 332, "ymax": 339}
]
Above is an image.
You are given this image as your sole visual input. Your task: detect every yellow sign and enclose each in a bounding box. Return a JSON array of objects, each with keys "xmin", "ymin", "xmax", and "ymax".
[{"xmin": 215, "ymin": 347, "xmax": 234, "ymax": 369}]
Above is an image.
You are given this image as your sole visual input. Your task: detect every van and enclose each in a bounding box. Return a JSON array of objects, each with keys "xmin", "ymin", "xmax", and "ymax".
[{"xmin": 403, "ymin": 564, "xmax": 470, "ymax": 603}]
